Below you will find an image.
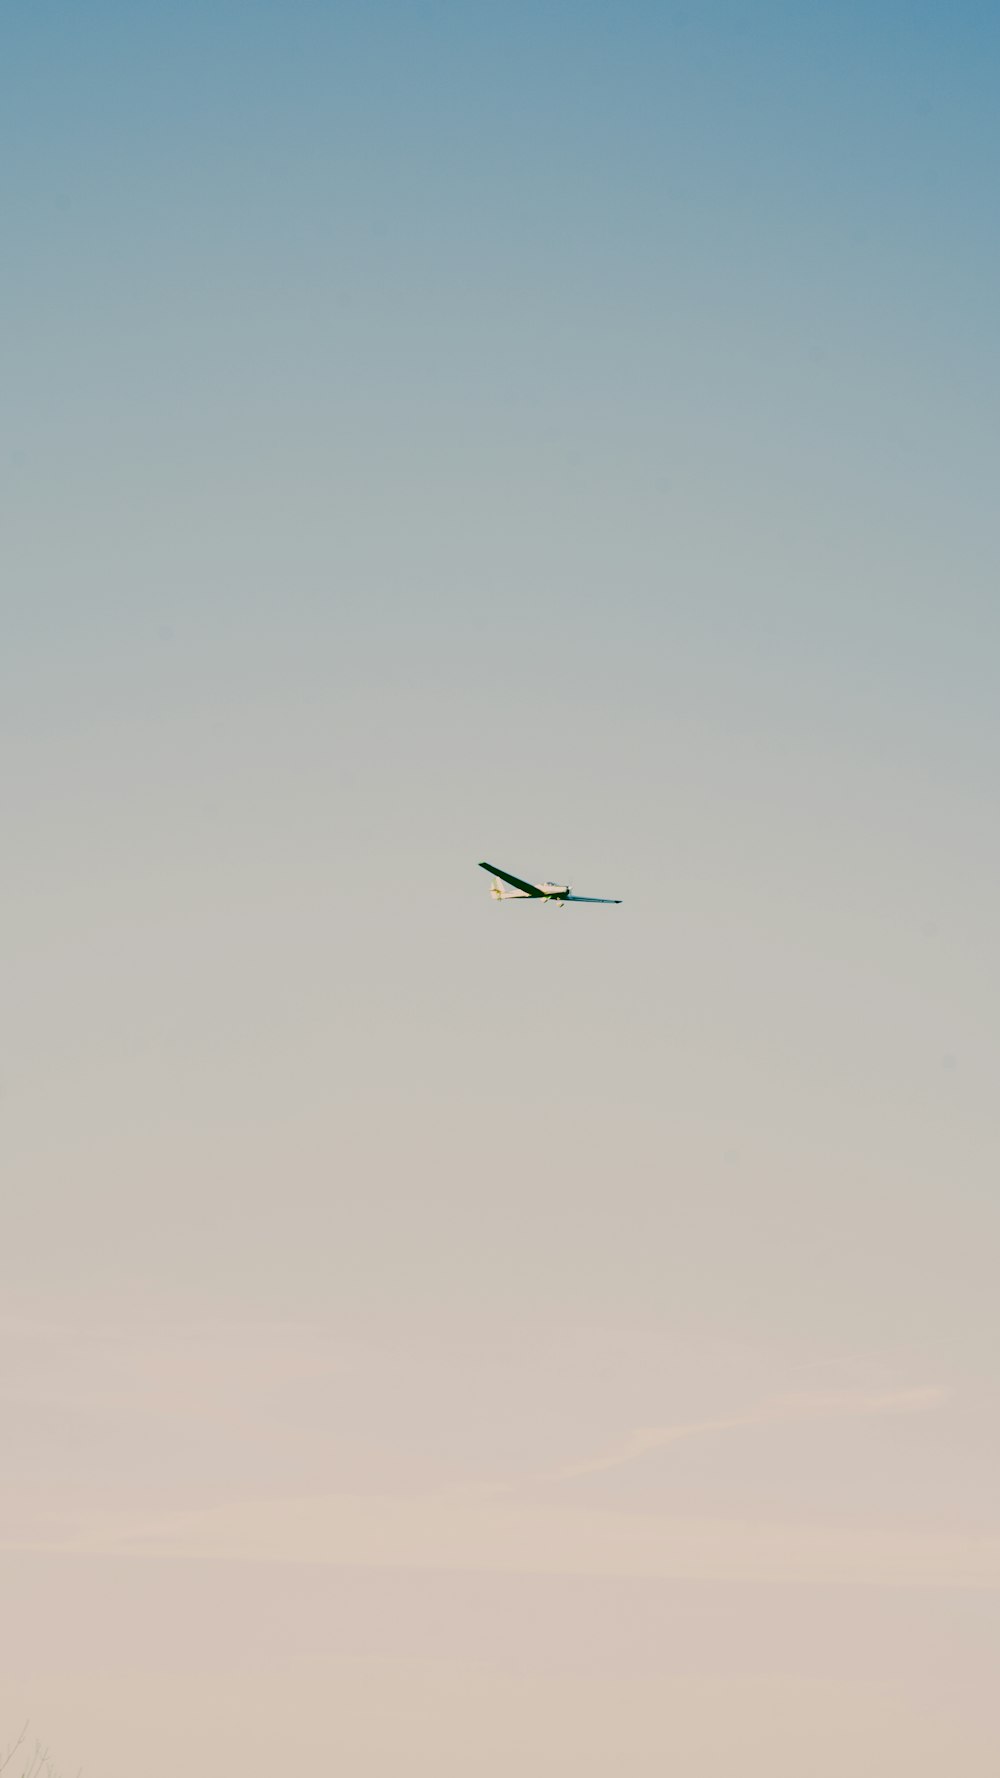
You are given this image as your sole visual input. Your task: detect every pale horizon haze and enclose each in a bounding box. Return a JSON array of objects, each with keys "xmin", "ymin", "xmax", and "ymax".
[{"xmin": 3, "ymin": 3, "xmax": 1000, "ymax": 1773}]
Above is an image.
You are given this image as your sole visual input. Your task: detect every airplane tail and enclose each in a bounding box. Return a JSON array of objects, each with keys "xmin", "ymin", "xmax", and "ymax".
[{"xmin": 491, "ymin": 877, "xmax": 504, "ymax": 899}]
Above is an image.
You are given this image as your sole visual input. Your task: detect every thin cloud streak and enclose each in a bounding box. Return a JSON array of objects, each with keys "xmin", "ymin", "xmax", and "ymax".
[
  {"xmin": 549, "ymin": 1386, "xmax": 947, "ymax": 1481},
  {"xmin": 9, "ymin": 1475, "xmax": 996, "ymax": 1592},
  {"xmin": 0, "ymin": 1388, "xmax": 979, "ymax": 1592}
]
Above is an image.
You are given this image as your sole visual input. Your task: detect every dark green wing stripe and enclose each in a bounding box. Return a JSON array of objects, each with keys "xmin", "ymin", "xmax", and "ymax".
[{"xmin": 478, "ymin": 861, "xmax": 544, "ymax": 897}]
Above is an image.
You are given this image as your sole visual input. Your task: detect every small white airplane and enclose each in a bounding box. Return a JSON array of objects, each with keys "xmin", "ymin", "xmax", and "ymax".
[{"xmin": 479, "ymin": 861, "xmax": 621, "ymax": 906}]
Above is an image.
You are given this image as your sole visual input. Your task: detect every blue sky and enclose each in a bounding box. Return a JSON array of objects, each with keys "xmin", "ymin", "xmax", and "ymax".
[{"xmin": 5, "ymin": 2, "xmax": 999, "ymax": 727}]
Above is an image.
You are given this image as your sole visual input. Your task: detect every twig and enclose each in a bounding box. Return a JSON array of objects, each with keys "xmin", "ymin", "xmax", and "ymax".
[{"xmin": 0, "ymin": 1724, "xmax": 28, "ymax": 1775}]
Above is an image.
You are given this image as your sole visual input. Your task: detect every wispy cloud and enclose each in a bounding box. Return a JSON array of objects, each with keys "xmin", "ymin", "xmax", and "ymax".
[
  {"xmin": 548, "ymin": 1386, "xmax": 947, "ymax": 1481},
  {"xmin": 15, "ymin": 1460, "xmax": 996, "ymax": 1593}
]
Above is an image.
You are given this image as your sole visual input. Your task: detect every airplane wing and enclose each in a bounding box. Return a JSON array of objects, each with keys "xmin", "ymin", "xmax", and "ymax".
[
  {"xmin": 562, "ymin": 895, "xmax": 622, "ymax": 903},
  {"xmin": 478, "ymin": 861, "xmax": 544, "ymax": 897}
]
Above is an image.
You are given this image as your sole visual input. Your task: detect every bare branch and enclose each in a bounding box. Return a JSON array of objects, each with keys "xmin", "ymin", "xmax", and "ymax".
[{"xmin": 0, "ymin": 1724, "xmax": 28, "ymax": 1775}]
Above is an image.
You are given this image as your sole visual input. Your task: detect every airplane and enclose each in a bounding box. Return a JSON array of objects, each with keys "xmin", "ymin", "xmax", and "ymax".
[{"xmin": 478, "ymin": 861, "xmax": 621, "ymax": 906}]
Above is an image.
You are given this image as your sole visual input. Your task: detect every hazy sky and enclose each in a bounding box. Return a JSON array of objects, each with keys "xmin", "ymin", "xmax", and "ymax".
[{"xmin": 3, "ymin": 3, "xmax": 999, "ymax": 1773}]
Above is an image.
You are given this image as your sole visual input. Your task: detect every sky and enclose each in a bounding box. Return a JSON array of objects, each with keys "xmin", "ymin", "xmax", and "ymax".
[{"xmin": 3, "ymin": 1, "xmax": 1000, "ymax": 1772}]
